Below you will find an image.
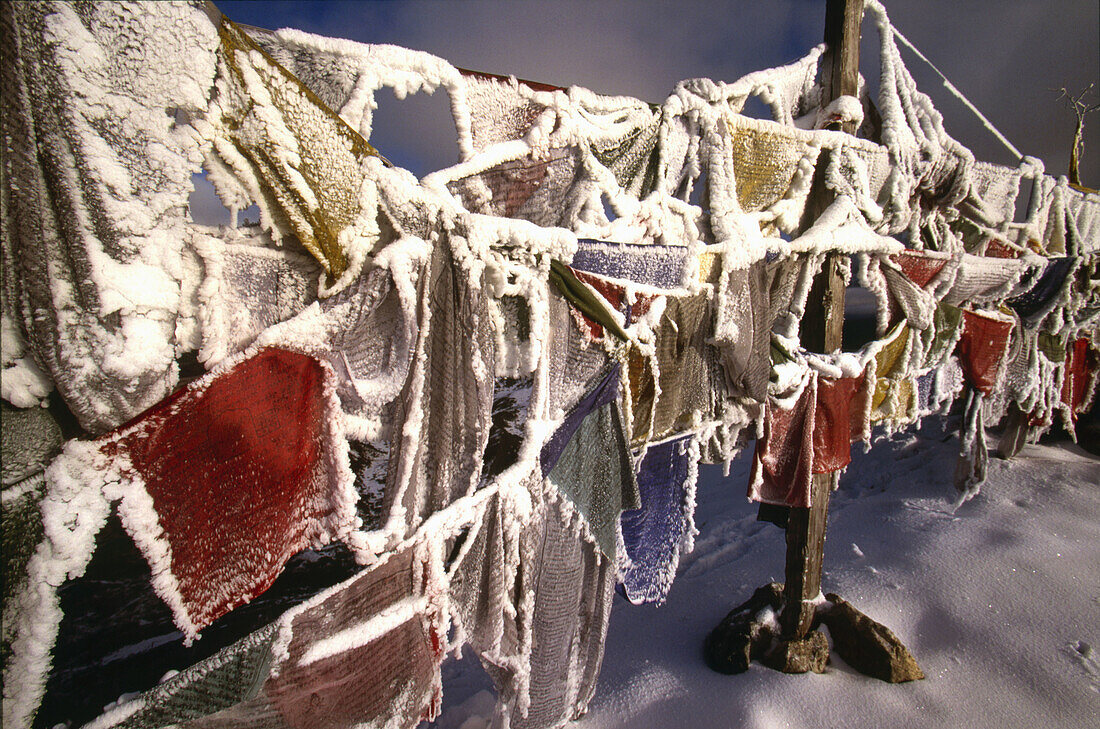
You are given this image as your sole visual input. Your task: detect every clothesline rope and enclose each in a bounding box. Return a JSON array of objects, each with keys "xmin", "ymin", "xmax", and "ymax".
[{"xmin": 884, "ymin": 17, "xmax": 1024, "ymax": 160}]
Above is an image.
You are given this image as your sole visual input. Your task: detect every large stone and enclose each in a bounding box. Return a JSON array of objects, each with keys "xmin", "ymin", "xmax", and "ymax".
[
  {"xmin": 762, "ymin": 630, "xmax": 829, "ymax": 674},
  {"xmin": 821, "ymin": 593, "xmax": 924, "ymax": 682},
  {"xmin": 703, "ymin": 583, "xmax": 783, "ymax": 674}
]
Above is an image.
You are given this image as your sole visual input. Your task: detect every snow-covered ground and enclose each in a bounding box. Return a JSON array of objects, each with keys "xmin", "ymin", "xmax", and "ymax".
[{"xmin": 432, "ymin": 416, "xmax": 1100, "ymax": 729}]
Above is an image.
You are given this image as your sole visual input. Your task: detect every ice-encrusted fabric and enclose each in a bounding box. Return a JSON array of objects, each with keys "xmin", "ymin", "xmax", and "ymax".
[
  {"xmin": 449, "ymin": 147, "xmax": 588, "ymax": 228},
  {"xmin": 320, "ymin": 262, "xmax": 418, "ymax": 424},
  {"xmin": 997, "ymin": 327, "xmax": 1056, "ymax": 427},
  {"xmin": 873, "ymin": 374, "xmax": 914, "ymax": 426},
  {"xmin": 1063, "ymin": 185, "xmax": 1100, "ymax": 255},
  {"xmin": 724, "ymin": 115, "xmax": 822, "ymax": 215},
  {"xmin": 913, "ymin": 361, "xmax": 963, "ymax": 419},
  {"xmin": 955, "ymin": 310, "xmax": 1014, "ymax": 395},
  {"xmin": 545, "ymin": 295, "xmax": 612, "ymax": 419},
  {"xmin": 543, "ymin": 366, "xmax": 639, "ymax": 560},
  {"xmin": 716, "ymin": 114, "xmax": 893, "ymax": 238},
  {"xmin": 1039, "ymin": 331, "xmax": 1068, "ymax": 364},
  {"xmin": 0, "ymin": 1, "xmax": 218, "ymax": 432},
  {"xmin": 915, "ymin": 303, "xmax": 964, "ymax": 370},
  {"xmin": 713, "ymin": 261, "xmax": 772, "ymax": 402},
  {"xmin": 882, "ymin": 260, "xmax": 938, "ymax": 331},
  {"xmin": 462, "ymin": 72, "xmax": 559, "ymax": 150},
  {"xmin": 451, "ymin": 73, "xmax": 661, "ymax": 219},
  {"xmin": 914, "ymin": 369, "xmax": 936, "ymax": 414},
  {"xmin": 1, "ymin": 474, "xmax": 45, "ymax": 673},
  {"xmin": 748, "ymin": 376, "xmax": 816, "ymax": 508},
  {"xmin": 983, "ymin": 238, "xmax": 1020, "ymax": 259},
  {"xmin": 813, "ymin": 372, "xmax": 869, "ymax": 474},
  {"xmin": 73, "ymin": 348, "xmax": 356, "ymax": 638},
  {"xmin": 748, "ymin": 368, "xmax": 869, "ymax": 508},
  {"xmin": 552, "ymin": 264, "xmax": 630, "ymax": 342},
  {"xmin": 942, "ymin": 254, "xmax": 1036, "ymax": 307},
  {"xmin": 570, "ymin": 239, "xmax": 690, "ymax": 290},
  {"xmin": 265, "ymin": 545, "xmax": 443, "ymax": 729},
  {"xmin": 628, "ymin": 292, "xmax": 718, "ymax": 444},
  {"xmin": 954, "ymin": 388, "xmax": 988, "ymax": 499},
  {"xmin": 1, "ymin": 402, "xmax": 63, "ymax": 488},
  {"xmin": 871, "ymin": 323, "xmax": 914, "ymax": 422},
  {"xmin": 619, "ymin": 434, "xmax": 697, "ymax": 605},
  {"xmin": 767, "ymin": 255, "xmax": 819, "ymax": 338},
  {"xmin": 204, "ymin": 18, "xmax": 382, "ymax": 282},
  {"xmin": 448, "ymin": 491, "xmax": 516, "ymax": 669},
  {"xmin": 89, "ymin": 545, "xmax": 442, "ymax": 729},
  {"xmin": 588, "ymin": 111, "xmax": 663, "ymax": 198},
  {"xmin": 241, "ymin": 28, "xmax": 471, "ymax": 149},
  {"xmin": 509, "ymin": 497, "xmax": 616, "ymax": 729},
  {"xmin": 382, "ymin": 239, "xmax": 496, "ymax": 540},
  {"xmin": 960, "ymin": 161, "xmax": 1023, "ymax": 230},
  {"xmin": 1007, "ymin": 256, "xmax": 1078, "ymax": 328},
  {"xmin": 448, "ymin": 492, "xmax": 538, "ymax": 729},
  {"xmin": 85, "ymin": 623, "xmax": 279, "ymax": 729},
  {"xmin": 6, "ymin": 444, "xmax": 113, "ymax": 729},
  {"xmin": 194, "ymin": 237, "xmax": 322, "ymax": 365},
  {"xmin": 1062, "ymin": 338, "xmax": 1099, "ymax": 420},
  {"xmin": 541, "ymin": 366, "xmax": 621, "ymax": 476},
  {"xmin": 1, "ymin": 405, "xmax": 61, "ymax": 679}
]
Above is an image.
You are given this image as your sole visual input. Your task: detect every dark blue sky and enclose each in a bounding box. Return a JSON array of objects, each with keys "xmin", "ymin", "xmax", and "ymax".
[{"xmin": 208, "ymin": 1, "xmax": 1099, "ymax": 185}]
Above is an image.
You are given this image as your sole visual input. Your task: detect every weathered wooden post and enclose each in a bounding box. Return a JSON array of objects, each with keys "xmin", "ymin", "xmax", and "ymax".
[
  {"xmin": 779, "ymin": 0, "xmax": 861, "ymax": 644},
  {"xmin": 705, "ymin": 0, "xmax": 923, "ymax": 682}
]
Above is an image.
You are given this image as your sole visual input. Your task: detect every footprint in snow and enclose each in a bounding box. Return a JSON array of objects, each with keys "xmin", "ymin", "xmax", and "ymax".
[{"xmin": 1065, "ymin": 640, "xmax": 1100, "ymax": 692}]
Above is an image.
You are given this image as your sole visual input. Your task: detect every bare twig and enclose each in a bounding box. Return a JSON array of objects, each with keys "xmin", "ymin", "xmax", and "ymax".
[{"xmin": 1057, "ymin": 84, "xmax": 1100, "ymax": 186}]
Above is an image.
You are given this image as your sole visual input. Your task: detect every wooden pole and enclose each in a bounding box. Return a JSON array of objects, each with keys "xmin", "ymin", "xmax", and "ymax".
[
  {"xmin": 779, "ymin": 0, "xmax": 863, "ymax": 640},
  {"xmin": 823, "ymin": 0, "xmax": 864, "ymax": 136}
]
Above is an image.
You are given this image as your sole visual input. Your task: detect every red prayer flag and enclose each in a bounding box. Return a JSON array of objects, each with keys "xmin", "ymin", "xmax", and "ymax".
[
  {"xmin": 983, "ymin": 238, "xmax": 1019, "ymax": 259},
  {"xmin": 1062, "ymin": 338, "xmax": 1099, "ymax": 417},
  {"xmin": 890, "ymin": 251, "xmax": 948, "ymax": 288},
  {"xmin": 955, "ymin": 311, "xmax": 1014, "ymax": 394},
  {"xmin": 749, "ymin": 378, "xmax": 816, "ymax": 508},
  {"xmin": 267, "ymin": 546, "xmax": 444, "ymax": 729},
  {"xmin": 812, "ymin": 372, "xmax": 867, "ymax": 474},
  {"xmin": 97, "ymin": 348, "xmax": 355, "ymax": 637},
  {"xmin": 570, "ymin": 267, "xmax": 626, "ymax": 340}
]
